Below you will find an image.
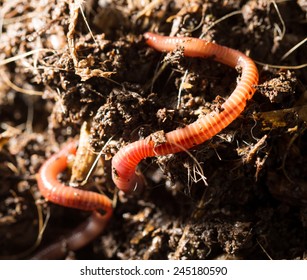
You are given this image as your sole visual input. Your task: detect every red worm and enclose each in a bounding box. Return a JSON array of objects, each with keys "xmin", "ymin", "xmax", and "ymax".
[
  {"xmin": 33, "ymin": 141, "xmax": 113, "ymax": 259},
  {"xmin": 112, "ymin": 32, "xmax": 259, "ymax": 192}
]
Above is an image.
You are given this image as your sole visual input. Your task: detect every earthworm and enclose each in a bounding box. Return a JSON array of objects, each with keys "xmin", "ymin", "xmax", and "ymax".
[
  {"xmin": 34, "ymin": 32, "xmax": 258, "ymax": 257},
  {"xmin": 112, "ymin": 32, "xmax": 259, "ymax": 192},
  {"xmin": 33, "ymin": 141, "xmax": 113, "ymax": 259}
]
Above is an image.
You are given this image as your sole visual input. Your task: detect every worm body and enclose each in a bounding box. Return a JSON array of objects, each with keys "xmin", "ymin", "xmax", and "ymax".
[
  {"xmin": 112, "ymin": 32, "xmax": 259, "ymax": 192},
  {"xmin": 34, "ymin": 141, "xmax": 112, "ymax": 259},
  {"xmin": 37, "ymin": 141, "xmax": 112, "ymax": 213}
]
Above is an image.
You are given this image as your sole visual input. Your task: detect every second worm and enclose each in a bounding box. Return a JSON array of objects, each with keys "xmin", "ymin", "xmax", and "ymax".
[{"xmin": 34, "ymin": 142, "xmax": 113, "ymax": 259}]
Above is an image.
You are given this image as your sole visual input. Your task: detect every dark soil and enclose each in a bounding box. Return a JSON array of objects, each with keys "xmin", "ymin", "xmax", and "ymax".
[{"xmin": 0, "ymin": 0, "xmax": 306, "ymax": 260}]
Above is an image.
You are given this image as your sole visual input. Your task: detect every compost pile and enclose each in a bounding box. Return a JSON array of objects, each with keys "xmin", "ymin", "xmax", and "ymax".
[{"xmin": 0, "ymin": 0, "xmax": 306, "ymax": 259}]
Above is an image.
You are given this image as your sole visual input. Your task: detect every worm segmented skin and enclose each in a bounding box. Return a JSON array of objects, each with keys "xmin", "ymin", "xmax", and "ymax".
[
  {"xmin": 37, "ymin": 141, "xmax": 113, "ymax": 213},
  {"xmin": 112, "ymin": 32, "xmax": 259, "ymax": 192},
  {"xmin": 34, "ymin": 141, "xmax": 112, "ymax": 259}
]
